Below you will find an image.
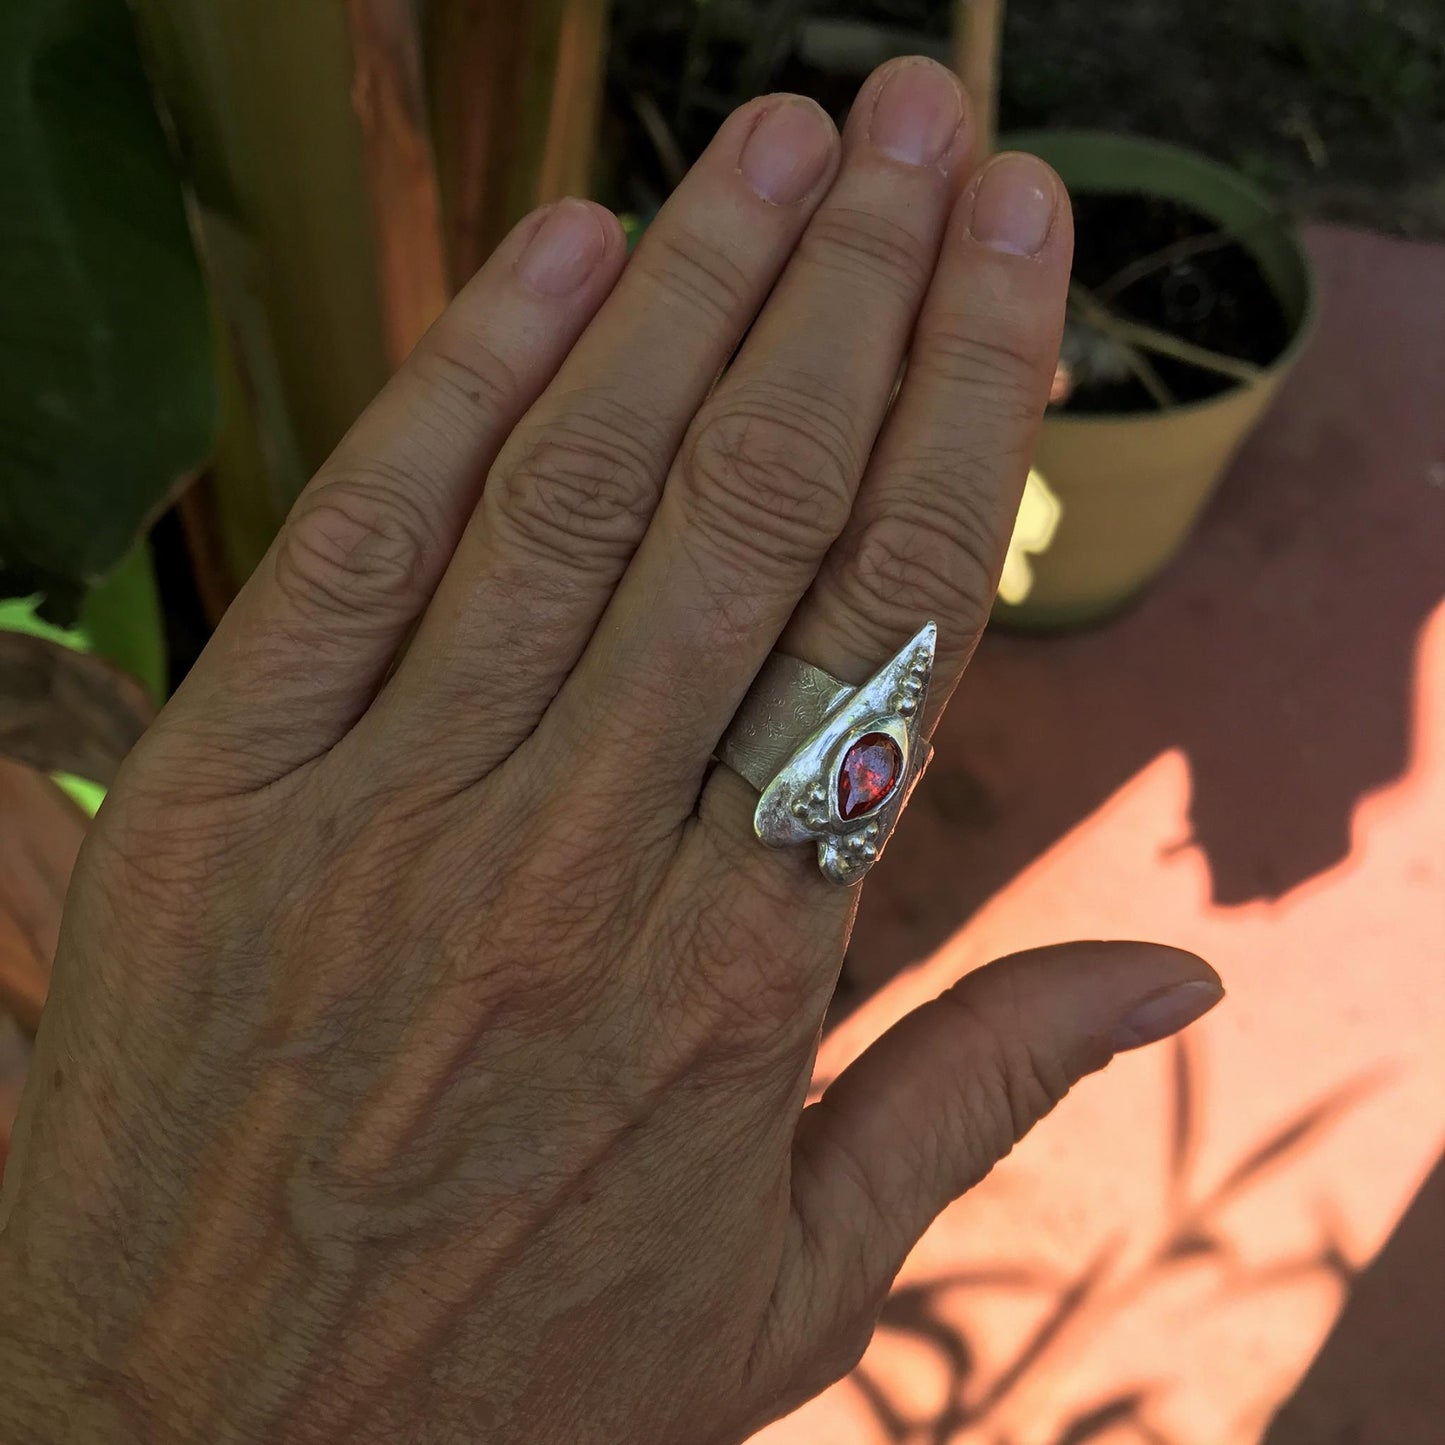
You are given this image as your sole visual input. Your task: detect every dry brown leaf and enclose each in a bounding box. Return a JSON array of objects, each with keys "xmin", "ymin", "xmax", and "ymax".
[
  {"xmin": 343, "ymin": 0, "xmax": 451, "ymax": 367},
  {"xmin": 0, "ymin": 756, "xmax": 87, "ymax": 1033},
  {"xmin": 0, "ymin": 630, "xmax": 155, "ymax": 785}
]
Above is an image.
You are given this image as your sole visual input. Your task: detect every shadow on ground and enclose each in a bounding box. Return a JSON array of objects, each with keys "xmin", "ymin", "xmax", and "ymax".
[
  {"xmin": 1264, "ymin": 1150, "xmax": 1445, "ymax": 1445},
  {"xmin": 796, "ymin": 224, "xmax": 1445, "ymax": 1445},
  {"xmin": 840, "ymin": 226, "xmax": 1445, "ymax": 1006},
  {"xmin": 845, "ymin": 1036, "xmax": 1394, "ymax": 1444}
]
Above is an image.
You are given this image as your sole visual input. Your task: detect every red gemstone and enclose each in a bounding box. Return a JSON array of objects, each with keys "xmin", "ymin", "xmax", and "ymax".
[{"xmin": 837, "ymin": 733, "xmax": 902, "ymax": 820}]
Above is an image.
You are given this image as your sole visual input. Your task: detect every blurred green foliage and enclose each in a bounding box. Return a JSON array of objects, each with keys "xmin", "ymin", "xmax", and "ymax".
[
  {"xmin": 0, "ymin": 0, "xmax": 213, "ymax": 624},
  {"xmin": 1257, "ymin": 0, "xmax": 1443, "ymax": 121}
]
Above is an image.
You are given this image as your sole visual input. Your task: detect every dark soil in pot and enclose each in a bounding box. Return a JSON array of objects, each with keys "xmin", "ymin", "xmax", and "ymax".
[{"xmin": 1060, "ymin": 191, "xmax": 1293, "ymax": 414}]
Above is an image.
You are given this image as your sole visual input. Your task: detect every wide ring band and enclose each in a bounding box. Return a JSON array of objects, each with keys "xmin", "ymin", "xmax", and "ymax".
[{"xmin": 717, "ymin": 622, "xmax": 938, "ymax": 885}]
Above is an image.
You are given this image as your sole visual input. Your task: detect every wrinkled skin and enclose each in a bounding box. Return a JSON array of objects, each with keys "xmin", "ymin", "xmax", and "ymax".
[{"xmin": 0, "ymin": 60, "xmax": 1220, "ymax": 1445}]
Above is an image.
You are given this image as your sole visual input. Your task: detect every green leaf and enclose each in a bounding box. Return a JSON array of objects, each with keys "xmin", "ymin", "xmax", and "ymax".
[
  {"xmin": 0, "ymin": 0, "xmax": 214, "ymax": 621},
  {"xmin": 0, "ymin": 540, "xmax": 165, "ymax": 703}
]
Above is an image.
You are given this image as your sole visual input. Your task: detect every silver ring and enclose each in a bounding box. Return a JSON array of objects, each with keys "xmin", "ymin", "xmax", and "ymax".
[{"xmin": 717, "ymin": 621, "xmax": 937, "ymax": 885}]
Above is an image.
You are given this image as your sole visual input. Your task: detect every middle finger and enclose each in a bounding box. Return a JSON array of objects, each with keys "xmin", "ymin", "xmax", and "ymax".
[{"xmin": 540, "ymin": 58, "xmax": 972, "ymax": 812}]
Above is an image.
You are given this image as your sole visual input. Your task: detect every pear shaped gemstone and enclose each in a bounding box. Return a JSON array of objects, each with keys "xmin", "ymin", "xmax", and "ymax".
[{"xmin": 837, "ymin": 733, "xmax": 902, "ymax": 820}]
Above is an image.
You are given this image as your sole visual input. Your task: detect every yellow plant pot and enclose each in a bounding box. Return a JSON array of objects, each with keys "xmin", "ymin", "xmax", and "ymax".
[{"xmin": 994, "ymin": 133, "xmax": 1317, "ymax": 630}]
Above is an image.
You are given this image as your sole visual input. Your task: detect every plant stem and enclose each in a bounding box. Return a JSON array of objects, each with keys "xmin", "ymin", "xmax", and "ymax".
[
  {"xmin": 132, "ymin": 0, "xmax": 396, "ymax": 581},
  {"xmin": 1067, "ymin": 283, "xmax": 1177, "ymax": 409},
  {"xmin": 425, "ymin": 0, "xmax": 610, "ymax": 286},
  {"xmin": 629, "ymin": 91, "xmax": 687, "ymax": 191},
  {"xmin": 1095, "ymin": 223, "xmax": 1270, "ymax": 305},
  {"xmin": 344, "ymin": 0, "xmax": 451, "ymax": 368},
  {"xmin": 532, "ymin": 0, "xmax": 610, "ymax": 208},
  {"xmin": 1070, "ymin": 279, "xmax": 1266, "ymax": 391},
  {"xmin": 1116, "ymin": 343, "xmax": 1178, "ymax": 410},
  {"xmin": 954, "ymin": 0, "xmax": 1004, "ymax": 160}
]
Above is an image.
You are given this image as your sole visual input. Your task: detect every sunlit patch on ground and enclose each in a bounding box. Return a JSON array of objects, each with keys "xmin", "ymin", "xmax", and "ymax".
[{"xmin": 755, "ymin": 225, "xmax": 1445, "ymax": 1444}]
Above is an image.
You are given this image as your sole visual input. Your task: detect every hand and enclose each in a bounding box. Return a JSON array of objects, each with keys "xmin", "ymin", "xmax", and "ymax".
[{"xmin": 0, "ymin": 58, "xmax": 1220, "ymax": 1445}]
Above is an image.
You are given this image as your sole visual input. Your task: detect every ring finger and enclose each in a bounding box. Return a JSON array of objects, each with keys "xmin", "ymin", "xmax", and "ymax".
[
  {"xmin": 779, "ymin": 150, "xmax": 1070, "ymax": 712},
  {"xmin": 695, "ymin": 150, "xmax": 1072, "ymax": 902}
]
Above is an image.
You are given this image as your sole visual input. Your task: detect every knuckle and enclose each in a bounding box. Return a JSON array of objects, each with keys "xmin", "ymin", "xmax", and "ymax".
[
  {"xmin": 406, "ymin": 336, "xmax": 519, "ymax": 425},
  {"xmin": 840, "ymin": 484, "xmax": 1001, "ymax": 634},
  {"xmin": 916, "ymin": 318, "xmax": 1044, "ymax": 422},
  {"xmin": 653, "ymin": 861, "xmax": 832, "ymax": 1062},
  {"xmin": 489, "ymin": 402, "xmax": 662, "ymax": 570},
  {"xmin": 678, "ymin": 942, "xmax": 818, "ymax": 1056},
  {"xmin": 502, "ymin": 829, "xmax": 638, "ymax": 963},
  {"xmin": 637, "ymin": 225, "xmax": 752, "ymax": 326},
  {"xmin": 275, "ymin": 475, "xmax": 440, "ymax": 622},
  {"xmin": 801, "ymin": 205, "xmax": 933, "ymax": 304},
  {"xmin": 680, "ymin": 387, "xmax": 861, "ymax": 569}
]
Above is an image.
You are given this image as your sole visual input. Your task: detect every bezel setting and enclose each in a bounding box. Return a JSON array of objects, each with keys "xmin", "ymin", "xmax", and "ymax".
[{"xmin": 753, "ymin": 622, "xmax": 937, "ymax": 884}]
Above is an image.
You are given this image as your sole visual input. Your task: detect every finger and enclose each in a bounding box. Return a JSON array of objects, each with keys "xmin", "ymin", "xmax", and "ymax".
[
  {"xmin": 153, "ymin": 200, "xmax": 627, "ymax": 791},
  {"xmin": 543, "ymin": 58, "xmax": 974, "ymax": 814},
  {"xmin": 690, "ymin": 154, "xmax": 1068, "ymax": 911},
  {"xmin": 774, "ymin": 943, "xmax": 1222, "ymax": 1382},
  {"xmin": 778, "ymin": 151, "xmax": 1072, "ymax": 718},
  {"xmin": 358, "ymin": 95, "xmax": 841, "ymax": 785}
]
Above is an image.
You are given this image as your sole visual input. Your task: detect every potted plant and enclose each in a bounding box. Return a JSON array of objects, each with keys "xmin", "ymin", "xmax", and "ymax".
[
  {"xmin": 957, "ymin": 1, "xmax": 1318, "ymax": 628},
  {"xmin": 994, "ymin": 130, "xmax": 1316, "ymax": 627}
]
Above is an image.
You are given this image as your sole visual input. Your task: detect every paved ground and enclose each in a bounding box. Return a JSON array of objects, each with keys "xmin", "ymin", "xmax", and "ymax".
[{"xmin": 753, "ymin": 225, "xmax": 1445, "ymax": 1445}]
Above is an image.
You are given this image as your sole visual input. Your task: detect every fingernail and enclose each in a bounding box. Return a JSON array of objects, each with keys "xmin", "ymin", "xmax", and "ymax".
[
  {"xmin": 515, "ymin": 199, "xmax": 608, "ymax": 295},
  {"xmin": 868, "ymin": 59, "xmax": 964, "ymax": 167},
  {"xmin": 969, "ymin": 153, "xmax": 1059, "ymax": 256},
  {"xmin": 1111, "ymin": 980, "xmax": 1224, "ymax": 1053},
  {"xmin": 739, "ymin": 99, "xmax": 836, "ymax": 204}
]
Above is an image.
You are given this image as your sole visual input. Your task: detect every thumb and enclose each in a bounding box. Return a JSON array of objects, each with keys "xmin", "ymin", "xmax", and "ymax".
[{"xmin": 775, "ymin": 941, "xmax": 1221, "ymax": 1389}]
